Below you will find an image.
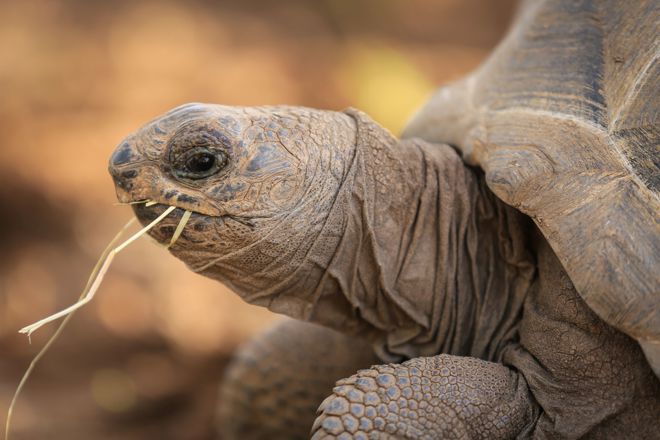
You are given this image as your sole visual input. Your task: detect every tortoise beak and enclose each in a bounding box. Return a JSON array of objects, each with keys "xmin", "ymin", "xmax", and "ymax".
[{"xmin": 109, "ymin": 138, "xmax": 164, "ymax": 206}]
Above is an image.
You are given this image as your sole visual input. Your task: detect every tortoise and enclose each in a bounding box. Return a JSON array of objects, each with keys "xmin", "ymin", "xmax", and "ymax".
[{"xmin": 108, "ymin": 0, "xmax": 660, "ymax": 438}]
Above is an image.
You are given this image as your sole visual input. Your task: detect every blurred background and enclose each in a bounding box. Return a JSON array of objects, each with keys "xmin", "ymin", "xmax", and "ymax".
[{"xmin": 0, "ymin": 0, "xmax": 515, "ymax": 438}]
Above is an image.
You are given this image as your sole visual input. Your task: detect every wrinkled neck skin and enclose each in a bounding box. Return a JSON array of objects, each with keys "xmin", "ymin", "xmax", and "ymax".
[{"xmin": 195, "ymin": 109, "xmax": 535, "ymax": 362}]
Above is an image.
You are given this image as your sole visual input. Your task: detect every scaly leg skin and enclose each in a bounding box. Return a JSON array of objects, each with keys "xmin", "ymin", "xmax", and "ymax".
[
  {"xmin": 217, "ymin": 319, "xmax": 380, "ymax": 440},
  {"xmin": 312, "ymin": 354, "xmax": 539, "ymax": 439}
]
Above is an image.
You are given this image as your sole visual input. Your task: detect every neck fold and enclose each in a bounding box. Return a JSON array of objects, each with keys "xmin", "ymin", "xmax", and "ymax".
[{"xmin": 306, "ymin": 109, "xmax": 535, "ymax": 362}]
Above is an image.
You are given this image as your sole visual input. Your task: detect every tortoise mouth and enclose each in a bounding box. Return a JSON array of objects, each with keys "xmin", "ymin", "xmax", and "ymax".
[
  {"xmin": 120, "ymin": 191, "xmax": 224, "ymax": 216},
  {"xmin": 131, "ymin": 203, "xmax": 211, "ymax": 245},
  {"xmin": 130, "ymin": 202, "xmax": 256, "ymax": 248}
]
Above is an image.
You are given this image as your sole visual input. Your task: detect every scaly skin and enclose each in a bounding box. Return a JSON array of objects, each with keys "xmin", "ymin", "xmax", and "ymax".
[
  {"xmin": 109, "ymin": 104, "xmax": 660, "ymax": 439},
  {"xmin": 311, "ymin": 355, "xmax": 537, "ymax": 440}
]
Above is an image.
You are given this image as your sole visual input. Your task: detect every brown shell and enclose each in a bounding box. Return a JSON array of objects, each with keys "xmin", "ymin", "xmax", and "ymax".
[{"xmin": 403, "ymin": 0, "xmax": 659, "ymax": 356}]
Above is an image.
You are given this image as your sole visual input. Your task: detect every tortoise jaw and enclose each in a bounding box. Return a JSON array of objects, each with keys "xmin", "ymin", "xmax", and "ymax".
[
  {"xmin": 110, "ymin": 165, "xmax": 224, "ymax": 217},
  {"xmin": 147, "ymin": 197, "xmax": 223, "ymax": 217},
  {"xmin": 127, "ymin": 198, "xmax": 223, "ymax": 218}
]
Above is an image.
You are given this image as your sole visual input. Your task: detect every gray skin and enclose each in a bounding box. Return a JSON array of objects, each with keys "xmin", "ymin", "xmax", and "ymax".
[{"xmin": 109, "ymin": 104, "xmax": 660, "ymax": 439}]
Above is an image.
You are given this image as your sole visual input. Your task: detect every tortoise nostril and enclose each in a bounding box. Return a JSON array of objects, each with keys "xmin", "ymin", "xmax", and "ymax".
[
  {"xmin": 112, "ymin": 174, "xmax": 131, "ymax": 191},
  {"xmin": 109, "ymin": 163, "xmax": 139, "ymax": 189},
  {"xmin": 121, "ymin": 169, "xmax": 138, "ymax": 179}
]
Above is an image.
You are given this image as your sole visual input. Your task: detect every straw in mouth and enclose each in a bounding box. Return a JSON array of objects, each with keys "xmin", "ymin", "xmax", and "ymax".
[{"xmin": 5, "ymin": 200, "xmax": 194, "ymax": 440}]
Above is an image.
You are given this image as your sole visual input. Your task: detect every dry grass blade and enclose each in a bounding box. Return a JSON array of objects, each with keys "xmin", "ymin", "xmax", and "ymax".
[
  {"xmin": 5, "ymin": 217, "xmax": 136, "ymax": 440},
  {"xmin": 112, "ymin": 199, "xmax": 152, "ymax": 206},
  {"xmin": 168, "ymin": 210, "xmax": 192, "ymax": 248},
  {"xmin": 5, "ymin": 202, "xmax": 192, "ymax": 440},
  {"xmin": 19, "ymin": 206, "xmax": 176, "ymax": 336},
  {"xmin": 6, "ymin": 203, "xmax": 191, "ymax": 440}
]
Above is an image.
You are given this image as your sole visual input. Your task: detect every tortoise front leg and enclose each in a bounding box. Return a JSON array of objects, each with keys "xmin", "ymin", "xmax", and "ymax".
[
  {"xmin": 217, "ymin": 319, "xmax": 379, "ymax": 440},
  {"xmin": 312, "ymin": 354, "xmax": 539, "ymax": 440}
]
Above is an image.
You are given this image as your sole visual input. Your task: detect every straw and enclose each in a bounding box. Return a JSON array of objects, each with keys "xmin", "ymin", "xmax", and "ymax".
[{"xmin": 6, "ymin": 202, "xmax": 193, "ymax": 440}]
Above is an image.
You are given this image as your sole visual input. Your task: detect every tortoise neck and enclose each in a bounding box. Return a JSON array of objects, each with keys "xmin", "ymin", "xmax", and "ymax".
[{"xmin": 303, "ymin": 110, "xmax": 536, "ymax": 362}]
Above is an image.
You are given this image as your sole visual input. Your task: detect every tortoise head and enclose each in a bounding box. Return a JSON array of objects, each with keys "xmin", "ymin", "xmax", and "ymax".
[{"xmin": 108, "ymin": 103, "xmax": 357, "ymax": 300}]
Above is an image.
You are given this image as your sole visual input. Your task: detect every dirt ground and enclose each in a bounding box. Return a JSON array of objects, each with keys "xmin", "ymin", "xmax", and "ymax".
[{"xmin": 0, "ymin": 1, "xmax": 514, "ymax": 438}]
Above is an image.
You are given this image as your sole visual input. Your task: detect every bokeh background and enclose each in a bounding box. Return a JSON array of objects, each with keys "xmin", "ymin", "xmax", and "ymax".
[{"xmin": 0, "ymin": 1, "xmax": 515, "ymax": 438}]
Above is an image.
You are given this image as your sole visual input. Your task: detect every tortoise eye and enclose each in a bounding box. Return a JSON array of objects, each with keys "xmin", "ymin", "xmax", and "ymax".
[
  {"xmin": 175, "ymin": 148, "xmax": 227, "ymax": 180},
  {"xmin": 186, "ymin": 152, "xmax": 216, "ymax": 173}
]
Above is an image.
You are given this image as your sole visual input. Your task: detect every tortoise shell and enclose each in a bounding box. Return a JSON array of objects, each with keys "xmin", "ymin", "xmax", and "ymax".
[{"xmin": 403, "ymin": 0, "xmax": 659, "ymax": 371}]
